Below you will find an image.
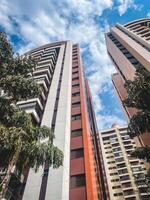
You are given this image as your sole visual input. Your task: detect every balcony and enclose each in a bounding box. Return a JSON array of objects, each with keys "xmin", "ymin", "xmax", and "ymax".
[
  {"xmin": 117, "ymin": 163, "xmax": 127, "ymax": 169},
  {"xmin": 35, "ymin": 65, "xmax": 54, "ymax": 77},
  {"xmin": 118, "ymin": 168, "xmax": 128, "ymax": 175},
  {"xmin": 120, "ymin": 175, "xmax": 130, "ymax": 182},
  {"xmin": 17, "ymin": 98, "xmax": 43, "ymax": 123},
  {"xmin": 33, "ymin": 74, "xmax": 50, "ymax": 89},
  {"xmin": 34, "ymin": 69, "xmax": 52, "ymax": 83},
  {"xmin": 123, "ymin": 189, "xmax": 135, "ymax": 198}
]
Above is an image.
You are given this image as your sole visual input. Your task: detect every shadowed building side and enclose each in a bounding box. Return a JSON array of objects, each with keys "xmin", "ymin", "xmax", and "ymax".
[{"xmin": 105, "ymin": 18, "xmax": 150, "ymax": 147}]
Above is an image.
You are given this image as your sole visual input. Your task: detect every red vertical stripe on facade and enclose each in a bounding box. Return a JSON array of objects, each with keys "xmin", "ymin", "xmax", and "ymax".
[{"xmin": 78, "ymin": 48, "xmax": 98, "ymax": 200}]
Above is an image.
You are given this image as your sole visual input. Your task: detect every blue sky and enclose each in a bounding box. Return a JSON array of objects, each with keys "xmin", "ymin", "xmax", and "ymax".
[{"xmin": 0, "ymin": 0, "xmax": 150, "ymax": 130}]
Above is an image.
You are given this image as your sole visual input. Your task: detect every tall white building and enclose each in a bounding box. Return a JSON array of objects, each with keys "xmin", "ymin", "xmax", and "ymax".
[
  {"xmin": 21, "ymin": 41, "xmax": 72, "ymax": 200},
  {"xmin": 15, "ymin": 41, "xmax": 109, "ymax": 200}
]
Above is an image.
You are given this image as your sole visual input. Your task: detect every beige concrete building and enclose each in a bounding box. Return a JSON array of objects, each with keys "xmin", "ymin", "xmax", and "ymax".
[{"xmin": 100, "ymin": 124, "xmax": 150, "ymax": 200}]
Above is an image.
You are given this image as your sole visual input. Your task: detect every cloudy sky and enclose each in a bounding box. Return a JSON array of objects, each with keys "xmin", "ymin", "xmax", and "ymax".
[{"xmin": 0, "ymin": 0, "xmax": 149, "ymax": 130}]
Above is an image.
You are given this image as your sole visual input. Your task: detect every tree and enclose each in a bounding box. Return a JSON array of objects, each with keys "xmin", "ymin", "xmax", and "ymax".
[
  {"xmin": 123, "ymin": 66, "xmax": 150, "ymax": 161},
  {"xmin": 0, "ymin": 32, "xmax": 63, "ymax": 198},
  {"xmin": 0, "ymin": 122, "xmax": 63, "ymax": 198},
  {"xmin": 131, "ymin": 147, "xmax": 150, "ymax": 163}
]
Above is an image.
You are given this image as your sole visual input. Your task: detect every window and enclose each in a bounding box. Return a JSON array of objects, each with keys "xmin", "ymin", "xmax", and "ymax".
[
  {"xmin": 70, "ymin": 174, "xmax": 86, "ymax": 188},
  {"xmin": 114, "ymin": 152, "xmax": 123, "ymax": 157},
  {"xmin": 124, "ymin": 53, "xmax": 133, "ymax": 59},
  {"xmin": 103, "ymin": 137, "xmax": 109, "ymax": 141},
  {"xmin": 72, "ymin": 61, "xmax": 78, "ymax": 65},
  {"xmin": 113, "ymin": 147, "xmax": 121, "ymax": 152},
  {"xmin": 110, "ymin": 138, "xmax": 118, "ymax": 143},
  {"xmin": 104, "ymin": 142, "xmax": 110, "ymax": 145},
  {"xmin": 72, "ymin": 71, "xmax": 78, "ymax": 75},
  {"xmin": 107, "ymin": 161, "xmax": 115, "ymax": 164},
  {"xmin": 72, "ymin": 102, "xmax": 80, "ymax": 108},
  {"xmin": 106, "ymin": 151, "xmax": 113, "ymax": 154},
  {"xmin": 73, "ymin": 51, "xmax": 77, "ymax": 54},
  {"xmin": 71, "ymin": 129, "xmax": 82, "ymax": 137},
  {"xmin": 132, "ymin": 167, "xmax": 142, "ymax": 172},
  {"xmin": 71, "ymin": 148, "xmax": 84, "ymax": 159},
  {"xmin": 112, "ymin": 185, "xmax": 121, "ymax": 189},
  {"xmin": 123, "ymin": 141, "xmax": 131, "ymax": 145},
  {"xmin": 109, "ymin": 134, "xmax": 117, "ymax": 139},
  {"xmin": 111, "ymin": 179, "xmax": 119, "ymax": 182},
  {"xmin": 112, "ymin": 143, "xmax": 119, "ymax": 147},
  {"xmin": 115, "ymin": 157, "xmax": 124, "ymax": 163},
  {"xmin": 73, "ymin": 66, "xmax": 78, "ymax": 69},
  {"xmin": 122, "ymin": 182, "xmax": 132, "ymax": 188},
  {"xmin": 110, "ymin": 172, "xmax": 118, "ymax": 176},
  {"xmin": 118, "ymin": 169, "xmax": 128, "ymax": 175},
  {"xmin": 139, "ymin": 187, "xmax": 148, "ymax": 194},
  {"xmin": 72, "ymin": 84, "xmax": 79, "ymax": 88},
  {"xmin": 122, "ymin": 135, "xmax": 130, "ymax": 140},
  {"xmin": 73, "ymin": 57, "xmax": 77, "ymax": 60},
  {"xmin": 72, "ymin": 69, "xmax": 78, "ymax": 74},
  {"xmin": 121, "ymin": 49, "xmax": 128, "ymax": 54},
  {"xmin": 72, "ymin": 92, "xmax": 80, "ymax": 97},
  {"xmin": 117, "ymin": 163, "xmax": 126, "ymax": 168},
  {"xmin": 114, "ymin": 193, "xmax": 123, "ymax": 196},
  {"xmin": 72, "ymin": 77, "xmax": 79, "ymax": 81},
  {"xmin": 109, "ymin": 167, "xmax": 117, "ymax": 170},
  {"xmin": 106, "ymin": 156, "xmax": 114, "ymax": 159},
  {"xmin": 73, "ymin": 53, "xmax": 77, "ymax": 57},
  {"xmin": 125, "ymin": 145, "xmax": 133, "ymax": 150},
  {"xmin": 104, "ymin": 146, "xmax": 111, "ymax": 150},
  {"xmin": 72, "ymin": 114, "xmax": 81, "ymax": 120},
  {"xmin": 123, "ymin": 189, "xmax": 134, "ymax": 196},
  {"xmin": 120, "ymin": 175, "xmax": 129, "ymax": 181},
  {"xmin": 134, "ymin": 173, "xmax": 145, "ymax": 180}
]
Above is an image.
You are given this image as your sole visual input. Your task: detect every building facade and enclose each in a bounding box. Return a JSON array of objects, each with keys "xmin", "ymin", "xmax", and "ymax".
[
  {"xmin": 15, "ymin": 41, "xmax": 108, "ymax": 200},
  {"xmin": 105, "ymin": 18, "xmax": 150, "ymax": 146},
  {"xmin": 100, "ymin": 124, "xmax": 150, "ymax": 200}
]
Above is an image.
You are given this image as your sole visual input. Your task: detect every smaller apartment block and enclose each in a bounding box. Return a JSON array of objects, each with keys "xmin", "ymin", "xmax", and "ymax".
[{"xmin": 100, "ymin": 124, "xmax": 150, "ymax": 200}]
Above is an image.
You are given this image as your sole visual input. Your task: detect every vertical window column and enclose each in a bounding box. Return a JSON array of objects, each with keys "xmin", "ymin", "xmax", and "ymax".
[{"xmin": 69, "ymin": 45, "xmax": 86, "ymax": 200}]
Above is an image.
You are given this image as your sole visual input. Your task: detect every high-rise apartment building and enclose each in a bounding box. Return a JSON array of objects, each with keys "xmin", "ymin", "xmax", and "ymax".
[
  {"xmin": 105, "ymin": 18, "xmax": 150, "ymax": 146},
  {"xmin": 15, "ymin": 41, "xmax": 109, "ymax": 200},
  {"xmin": 100, "ymin": 124, "xmax": 150, "ymax": 200}
]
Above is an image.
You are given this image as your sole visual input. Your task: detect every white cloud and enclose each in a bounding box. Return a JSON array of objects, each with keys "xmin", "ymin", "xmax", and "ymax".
[
  {"xmin": 65, "ymin": 0, "xmax": 113, "ymax": 20},
  {"xmin": 117, "ymin": 0, "xmax": 142, "ymax": 16},
  {"xmin": 147, "ymin": 12, "xmax": 150, "ymax": 17},
  {"xmin": 0, "ymin": 0, "xmax": 15, "ymax": 33},
  {"xmin": 0, "ymin": 0, "xmax": 127, "ymax": 129},
  {"xmin": 97, "ymin": 114, "xmax": 127, "ymax": 130}
]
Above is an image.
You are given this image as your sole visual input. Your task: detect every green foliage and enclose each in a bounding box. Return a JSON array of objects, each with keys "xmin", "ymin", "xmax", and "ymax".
[
  {"xmin": 0, "ymin": 75, "xmax": 40, "ymax": 101},
  {"xmin": 0, "ymin": 124, "xmax": 63, "ymax": 171},
  {"xmin": 0, "ymin": 32, "xmax": 63, "ymax": 197},
  {"xmin": 124, "ymin": 67, "xmax": 150, "ymax": 111},
  {"xmin": 128, "ymin": 111, "xmax": 150, "ymax": 137},
  {"xmin": 131, "ymin": 147, "xmax": 150, "ymax": 163},
  {"xmin": 0, "ymin": 34, "xmax": 40, "ymax": 103},
  {"xmin": 124, "ymin": 66, "xmax": 150, "ymax": 162},
  {"xmin": 0, "ymin": 32, "xmax": 13, "ymax": 73}
]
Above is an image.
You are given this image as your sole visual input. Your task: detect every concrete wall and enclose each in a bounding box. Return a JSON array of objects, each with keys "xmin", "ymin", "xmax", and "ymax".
[{"xmin": 23, "ymin": 41, "xmax": 72, "ymax": 200}]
